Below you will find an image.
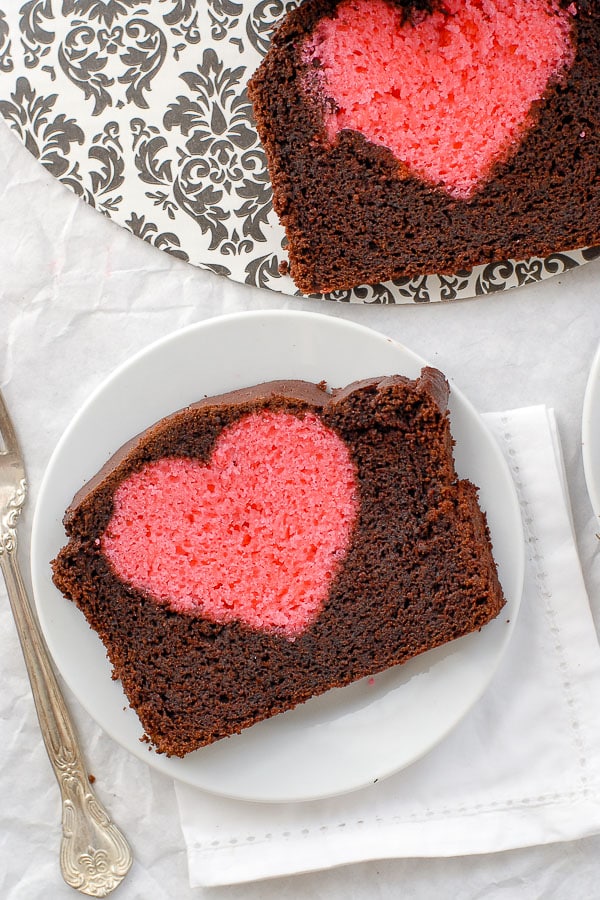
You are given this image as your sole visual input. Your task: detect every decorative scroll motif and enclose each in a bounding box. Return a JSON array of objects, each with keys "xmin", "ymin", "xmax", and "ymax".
[
  {"xmin": 0, "ymin": 477, "xmax": 26, "ymax": 555},
  {"xmin": 474, "ymin": 253, "xmax": 585, "ymax": 296},
  {"xmin": 207, "ymin": 0, "xmax": 244, "ymax": 43},
  {"xmin": 0, "ymin": 76, "xmax": 85, "ymax": 192},
  {"xmin": 126, "ymin": 210, "xmax": 190, "ymax": 260},
  {"xmin": 244, "ymin": 251, "xmax": 280, "ymax": 289},
  {"xmin": 245, "ymin": 0, "xmax": 295, "ymax": 56},
  {"xmin": 87, "ymin": 119, "xmax": 125, "ymax": 211},
  {"xmin": 0, "ymin": 10, "xmax": 13, "ymax": 72},
  {"xmin": 438, "ymin": 271, "xmax": 473, "ymax": 302},
  {"xmin": 131, "ymin": 116, "xmax": 178, "ymax": 217},
  {"xmin": 57, "ymin": 744, "xmax": 132, "ymax": 897},
  {"xmin": 57, "ymin": 16, "xmax": 167, "ymax": 116},
  {"xmin": 0, "ymin": 1, "xmax": 593, "ymax": 302},
  {"xmin": 19, "ymin": 0, "xmax": 54, "ymax": 70},
  {"xmin": 163, "ymin": 48, "xmax": 271, "ymax": 254}
]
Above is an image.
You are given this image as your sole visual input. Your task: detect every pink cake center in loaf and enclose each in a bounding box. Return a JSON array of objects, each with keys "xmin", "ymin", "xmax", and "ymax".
[
  {"xmin": 303, "ymin": 0, "xmax": 575, "ymax": 199},
  {"xmin": 101, "ymin": 412, "xmax": 359, "ymax": 636}
]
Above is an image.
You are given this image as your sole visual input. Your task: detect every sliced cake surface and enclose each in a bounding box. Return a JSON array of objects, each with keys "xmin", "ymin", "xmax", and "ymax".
[
  {"xmin": 248, "ymin": 0, "xmax": 600, "ymax": 293},
  {"xmin": 52, "ymin": 371, "xmax": 505, "ymax": 757}
]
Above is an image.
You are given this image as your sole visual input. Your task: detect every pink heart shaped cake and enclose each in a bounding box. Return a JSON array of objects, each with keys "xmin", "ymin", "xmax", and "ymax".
[
  {"xmin": 249, "ymin": 0, "xmax": 600, "ymax": 294},
  {"xmin": 101, "ymin": 411, "xmax": 358, "ymax": 635},
  {"xmin": 302, "ymin": 0, "xmax": 574, "ymax": 200},
  {"xmin": 53, "ymin": 373, "xmax": 505, "ymax": 757}
]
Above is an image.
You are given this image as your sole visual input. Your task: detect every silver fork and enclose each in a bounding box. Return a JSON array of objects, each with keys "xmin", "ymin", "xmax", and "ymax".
[{"xmin": 0, "ymin": 388, "xmax": 133, "ymax": 897}]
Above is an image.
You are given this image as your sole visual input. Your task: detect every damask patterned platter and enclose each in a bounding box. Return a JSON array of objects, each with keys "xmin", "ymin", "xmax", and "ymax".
[{"xmin": 0, "ymin": 1, "xmax": 597, "ymax": 304}]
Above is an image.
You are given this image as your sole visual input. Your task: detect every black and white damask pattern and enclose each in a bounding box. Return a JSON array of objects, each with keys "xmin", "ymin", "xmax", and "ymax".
[{"xmin": 0, "ymin": 1, "xmax": 596, "ymax": 302}]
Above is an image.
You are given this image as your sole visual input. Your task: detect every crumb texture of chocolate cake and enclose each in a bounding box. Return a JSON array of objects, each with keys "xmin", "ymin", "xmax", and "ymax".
[
  {"xmin": 52, "ymin": 371, "xmax": 505, "ymax": 758},
  {"xmin": 248, "ymin": 0, "xmax": 600, "ymax": 294}
]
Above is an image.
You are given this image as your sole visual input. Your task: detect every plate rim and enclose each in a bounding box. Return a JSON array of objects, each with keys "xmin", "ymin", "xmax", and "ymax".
[
  {"xmin": 582, "ymin": 340, "xmax": 600, "ymax": 520},
  {"xmin": 30, "ymin": 309, "xmax": 525, "ymax": 802}
]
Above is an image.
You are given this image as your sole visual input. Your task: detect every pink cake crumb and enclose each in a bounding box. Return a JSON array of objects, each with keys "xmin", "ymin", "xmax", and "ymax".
[
  {"xmin": 102, "ymin": 411, "xmax": 359, "ymax": 635},
  {"xmin": 303, "ymin": 0, "xmax": 575, "ymax": 198}
]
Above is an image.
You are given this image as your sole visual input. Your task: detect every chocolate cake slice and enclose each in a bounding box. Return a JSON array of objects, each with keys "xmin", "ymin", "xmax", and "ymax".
[
  {"xmin": 52, "ymin": 371, "xmax": 505, "ymax": 757},
  {"xmin": 248, "ymin": 0, "xmax": 600, "ymax": 294}
]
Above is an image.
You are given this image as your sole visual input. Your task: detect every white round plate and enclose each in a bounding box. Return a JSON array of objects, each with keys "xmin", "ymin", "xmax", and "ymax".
[
  {"xmin": 582, "ymin": 342, "xmax": 600, "ymax": 519},
  {"xmin": 31, "ymin": 310, "xmax": 524, "ymax": 802}
]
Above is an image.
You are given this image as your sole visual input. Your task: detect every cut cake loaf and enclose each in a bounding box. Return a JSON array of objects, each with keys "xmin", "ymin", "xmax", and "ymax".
[
  {"xmin": 248, "ymin": 0, "xmax": 600, "ymax": 293},
  {"xmin": 52, "ymin": 370, "xmax": 505, "ymax": 757}
]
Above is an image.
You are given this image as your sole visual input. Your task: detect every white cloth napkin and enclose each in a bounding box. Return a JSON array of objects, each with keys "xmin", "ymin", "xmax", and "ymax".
[{"xmin": 175, "ymin": 405, "xmax": 600, "ymax": 888}]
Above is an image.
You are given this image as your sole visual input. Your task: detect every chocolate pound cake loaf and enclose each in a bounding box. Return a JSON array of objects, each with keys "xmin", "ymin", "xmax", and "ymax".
[
  {"xmin": 248, "ymin": 0, "xmax": 600, "ymax": 294},
  {"xmin": 52, "ymin": 371, "xmax": 505, "ymax": 757}
]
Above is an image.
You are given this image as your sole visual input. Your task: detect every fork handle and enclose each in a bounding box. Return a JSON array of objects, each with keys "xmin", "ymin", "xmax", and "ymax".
[{"xmin": 1, "ymin": 548, "xmax": 132, "ymax": 897}]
